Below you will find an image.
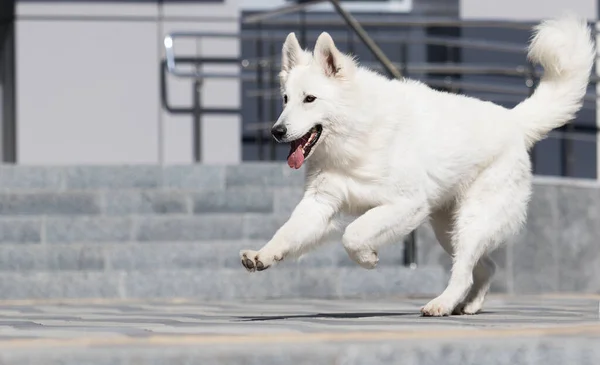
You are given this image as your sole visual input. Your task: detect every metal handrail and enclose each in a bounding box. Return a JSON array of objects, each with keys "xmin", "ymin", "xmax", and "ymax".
[
  {"xmin": 160, "ymin": 54, "xmax": 241, "ymax": 162},
  {"xmin": 164, "ymin": 32, "xmax": 240, "ymax": 78}
]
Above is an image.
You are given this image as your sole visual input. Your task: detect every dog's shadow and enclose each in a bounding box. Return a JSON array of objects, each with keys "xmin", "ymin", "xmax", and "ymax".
[{"xmin": 236, "ymin": 311, "xmax": 412, "ymax": 322}]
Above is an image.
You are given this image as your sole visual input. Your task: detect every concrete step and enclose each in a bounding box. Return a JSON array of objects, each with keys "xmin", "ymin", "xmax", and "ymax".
[
  {"xmin": 0, "ymin": 163, "xmax": 305, "ymax": 191},
  {"xmin": 0, "ymin": 241, "xmax": 407, "ymax": 272},
  {"xmin": 0, "ymin": 186, "xmax": 304, "ymax": 216},
  {"xmin": 0, "ymin": 266, "xmax": 446, "ymax": 300},
  {"xmin": 0, "ymin": 214, "xmax": 290, "ymax": 243}
]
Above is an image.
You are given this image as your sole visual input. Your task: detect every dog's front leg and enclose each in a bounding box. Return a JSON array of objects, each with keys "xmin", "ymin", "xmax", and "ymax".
[
  {"xmin": 240, "ymin": 194, "xmax": 339, "ymax": 272},
  {"xmin": 342, "ymin": 199, "xmax": 429, "ymax": 269}
]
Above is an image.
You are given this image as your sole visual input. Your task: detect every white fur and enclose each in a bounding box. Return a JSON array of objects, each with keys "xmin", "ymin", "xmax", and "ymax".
[{"xmin": 240, "ymin": 16, "xmax": 594, "ymax": 316}]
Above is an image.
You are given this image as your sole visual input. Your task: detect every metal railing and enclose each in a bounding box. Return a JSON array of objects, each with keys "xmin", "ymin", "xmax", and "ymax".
[{"xmin": 161, "ymin": 32, "xmax": 241, "ymax": 162}]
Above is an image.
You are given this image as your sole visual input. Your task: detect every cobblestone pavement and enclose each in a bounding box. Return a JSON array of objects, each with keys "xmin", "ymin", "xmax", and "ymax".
[{"xmin": 0, "ymin": 294, "xmax": 599, "ymax": 364}]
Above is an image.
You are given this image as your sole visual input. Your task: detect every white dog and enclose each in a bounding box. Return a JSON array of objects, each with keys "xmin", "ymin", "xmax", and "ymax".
[{"xmin": 240, "ymin": 15, "xmax": 595, "ymax": 316}]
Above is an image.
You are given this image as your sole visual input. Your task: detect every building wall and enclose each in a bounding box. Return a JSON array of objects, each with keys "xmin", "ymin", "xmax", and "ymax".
[{"xmin": 14, "ymin": 0, "xmax": 240, "ymax": 165}]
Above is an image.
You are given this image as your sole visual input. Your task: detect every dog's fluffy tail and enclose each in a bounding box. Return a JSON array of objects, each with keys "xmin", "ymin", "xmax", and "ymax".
[{"xmin": 513, "ymin": 15, "xmax": 595, "ymax": 149}]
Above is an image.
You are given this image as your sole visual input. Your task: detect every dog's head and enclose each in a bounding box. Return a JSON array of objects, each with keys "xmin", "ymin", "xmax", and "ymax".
[{"xmin": 272, "ymin": 32, "xmax": 357, "ymax": 169}]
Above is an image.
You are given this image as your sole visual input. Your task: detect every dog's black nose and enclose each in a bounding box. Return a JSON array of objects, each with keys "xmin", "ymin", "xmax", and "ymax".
[{"xmin": 271, "ymin": 125, "xmax": 287, "ymax": 140}]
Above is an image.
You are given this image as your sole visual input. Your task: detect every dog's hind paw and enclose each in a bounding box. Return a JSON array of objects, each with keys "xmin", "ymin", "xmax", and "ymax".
[
  {"xmin": 452, "ymin": 297, "xmax": 484, "ymax": 315},
  {"xmin": 344, "ymin": 247, "xmax": 379, "ymax": 269},
  {"xmin": 420, "ymin": 296, "xmax": 454, "ymax": 317}
]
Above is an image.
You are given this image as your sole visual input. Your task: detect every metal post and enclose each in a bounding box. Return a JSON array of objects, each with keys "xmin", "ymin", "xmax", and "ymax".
[
  {"xmin": 192, "ymin": 79, "xmax": 202, "ymax": 162},
  {"xmin": 328, "ymin": 0, "xmax": 402, "ymax": 79},
  {"xmin": 256, "ymin": 22, "xmax": 265, "ymax": 160},
  {"xmin": 403, "ymin": 231, "xmax": 417, "ymax": 269}
]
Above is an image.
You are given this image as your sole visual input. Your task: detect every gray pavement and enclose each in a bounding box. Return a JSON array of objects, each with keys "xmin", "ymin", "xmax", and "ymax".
[{"xmin": 0, "ymin": 294, "xmax": 599, "ymax": 364}]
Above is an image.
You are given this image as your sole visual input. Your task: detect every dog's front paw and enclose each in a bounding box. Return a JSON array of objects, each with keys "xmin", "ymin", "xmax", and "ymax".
[{"xmin": 239, "ymin": 250, "xmax": 280, "ymax": 272}]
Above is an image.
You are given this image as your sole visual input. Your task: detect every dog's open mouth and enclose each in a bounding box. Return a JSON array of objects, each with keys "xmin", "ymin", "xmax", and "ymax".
[{"xmin": 287, "ymin": 125, "xmax": 322, "ymax": 169}]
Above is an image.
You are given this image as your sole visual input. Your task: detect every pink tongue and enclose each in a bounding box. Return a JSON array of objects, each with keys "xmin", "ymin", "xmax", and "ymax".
[{"xmin": 287, "ymin": 142, "xmax": 305, "ymax": 169}]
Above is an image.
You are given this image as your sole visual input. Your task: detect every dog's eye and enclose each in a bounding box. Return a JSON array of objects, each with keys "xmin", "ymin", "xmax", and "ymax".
[
  {"xmin": 283, "ymin": 95, "xmax": 288, "ymax": 104},
  {"xmin": 304, "ymin": 95, "xmax": 316, "ymax": 103}
]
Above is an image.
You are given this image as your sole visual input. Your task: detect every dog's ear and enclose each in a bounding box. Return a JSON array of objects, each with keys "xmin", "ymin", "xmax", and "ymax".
[
  {"xmin": 314, "ymin": 32, "xmax": 354, "ymax": 79},
  {"xmin": 280, "ymin": 33, "xmax": 306, "ymax": 83}
]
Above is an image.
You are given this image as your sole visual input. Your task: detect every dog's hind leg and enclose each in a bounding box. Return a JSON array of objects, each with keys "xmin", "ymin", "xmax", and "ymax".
[
  {"xmin": 421, "ymin": 156, "xmax": 530, "ymax": 317},
  {"xmin": 454, "ymin": 256, "xmax": 496, "ymax": 314},
  {"xmin": 429, "ymin": 206, "xmax": 497, "ymax": 315},
  {"xmin": 342, "ymin": 197, "xmax": 430, "ymax": 269}
]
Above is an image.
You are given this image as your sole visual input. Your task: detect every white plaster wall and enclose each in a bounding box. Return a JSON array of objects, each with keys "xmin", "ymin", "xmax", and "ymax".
[
  {"xmin": 15, "ymin": 0, "xmax": 241, "ymax": 165},
  {"xmin": 16, "ymin": 16, "xmax": 160, "ymax": 164}
]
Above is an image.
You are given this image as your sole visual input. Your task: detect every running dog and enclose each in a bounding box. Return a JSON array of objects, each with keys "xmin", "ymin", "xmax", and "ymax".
[{"xmin": 240, "ymin": 15, "xmax": 594, "ymax": 316}]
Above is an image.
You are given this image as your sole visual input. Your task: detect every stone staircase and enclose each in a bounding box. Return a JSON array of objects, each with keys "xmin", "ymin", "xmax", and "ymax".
[{"xmin": 0, "ymin": 163, "xmax": 447, "ymax": 300}]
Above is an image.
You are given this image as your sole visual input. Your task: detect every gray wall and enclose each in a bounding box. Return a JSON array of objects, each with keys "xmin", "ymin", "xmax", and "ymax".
[
  {"xmin": 418, "ymin": 177, "xmax": 600, "ymax": 295},
  {"xmin": 14, "ymin": 0, "xmax": 240, "ymax": 165}
]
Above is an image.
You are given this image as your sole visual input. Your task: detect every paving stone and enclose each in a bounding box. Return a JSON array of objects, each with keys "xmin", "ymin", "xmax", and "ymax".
[
  {"xmin": 161, "ymin": 165, "xmax": 225, "ymax": 190},
  {"xmin": 0, "ymin": 192, "xmax": 101, "ymax": 215},
  {"xmin": 0, "ymin": 272, "xmax": 123, "ymax": 299},
  {"xmin": 135, "ymin": 215, "xmax": 244, "ymax": 241},
  {"xmin": 225, "ymin": 163, "xmax": 305, "ymax": 187},
  {"xmin": 0, "ymin": 245, "xmax": 46, "ymax": 271},
  {"xmin": 193, "ymin": 188, "xmax": 273, "ymax": 214},
  {"xmin": 104, "ymin": 190, "xmax": 189, "ymax": 215},
  {"xmin": 336, "ymin": 266, "xmax": 447, "ymax": 298},
  {"xmin": 105, "ymin": 241, "xmax": 259, "ymax": 270},
  {"xmin": 0, "ymin": 244, "xmax": 104, "ymax": 272},
  {"xmin": 0, "ymin": 166, "xmax": 64, "ymax": 191},
  {"xmin": 45, "ymin": 217, "xmax": 133, "ymax": 243},
  {"xmin": 64, "ymin": 166, "xmax": 161, "ymax": 189},
  {"xmin": 122, "ymin": 267, "xmax": 443, "ymax": 300},
  {"xmin": 242, "ymin": 213, "xmax": 288, "ymax": 240},
  {"xmin": 273, "ymin": 187, "xmax": 304, "ymax": 213},
  {"xmin": 44, "ymin": 245, "xmax": 106, "ymax": 271},
  {"xmin": 0, "ymin": 218, "xmax": 42, "ymax": 243}
]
